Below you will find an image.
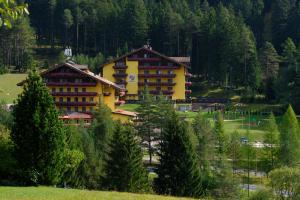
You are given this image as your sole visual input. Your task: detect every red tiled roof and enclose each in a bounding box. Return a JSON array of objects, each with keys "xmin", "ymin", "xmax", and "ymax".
[
  {"xmin": 100, "ymin": 47, "xmax": 188, "ymax": 68},
  {"xmin": 59, "ymin": 112, "xmax": 92, "ymax": 120},
  {"xmin": 17, "ymin": 62, "xmax": 123, "ymax": 90},
  {"xmin": 113, "ymin": 109, "xmax": 137, "ymax": 117}
]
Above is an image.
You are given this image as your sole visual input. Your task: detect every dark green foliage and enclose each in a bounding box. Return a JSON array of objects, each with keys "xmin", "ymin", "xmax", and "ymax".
[
  {"xmin": 279, "ymin": 105, "xmax": 300, "ymax": 167},
  {"xmin": 104, "ymin": 122, "xmax": 149, "ymax": 193},
  {"xmin": 0, "ymin": 125, "xmax": 16, "ymax": 180},
  {"xmin": 155, "ymin": 112, "xmax": 202, "ymax": 198},
  {"xmin": 247, "ymin": 189, "xmax": 273, "ymax": 200},
  {"xmin": 214, "ymin": 112, "xmax": 227, "ymax": 155},
  {"xmin": 11, "ymin": 71, "xmax": 66, "ymax": 185},
  {"xmin": 90, "ymin": 100, "xmax": 114, "ymax": 186}
]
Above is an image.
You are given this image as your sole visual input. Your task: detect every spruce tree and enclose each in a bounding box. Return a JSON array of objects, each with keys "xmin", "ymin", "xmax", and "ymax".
[
  {"xmin": 104, "ymin": 122, "xmax": 149, "ymax": 192},
  {"xmin": 155, "ymin": 112, "xmax": 202, "ymax": 198},
  {"xmin": 263, "ymin": 113, "xmax": 280, "ymax": 174},
  {"xmin": 192, "ymin": 112, "xmax": 214, "ymax": 195},
  {"xmin": 11, "ymin": 71, "xmax": 66, "ymax": 185},
  {"xmin": 279, "ymin": 105, "xmax": 300, "ymax": 167},
  {"xmin": 214, "ymin": 111, "xmax": 227, "ymax": 155}
]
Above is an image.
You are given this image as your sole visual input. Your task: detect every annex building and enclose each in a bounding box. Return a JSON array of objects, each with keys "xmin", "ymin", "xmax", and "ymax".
[
  {"xmin": 18, "ymin": 62, "xmax": 136, "ymax": 124},
  {"xmin": 101, "ymin": 46, "xmax": 192, "ymax": 101}
]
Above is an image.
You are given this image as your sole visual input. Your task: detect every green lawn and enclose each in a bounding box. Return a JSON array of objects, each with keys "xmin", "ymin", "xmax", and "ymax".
[
  {"xmin": 0, "ymin": 74, "xmax": 27, "ymax": 103},
  {"xmin": 0, "ymin": 187, "xmax": 196, "ymax": 200}
]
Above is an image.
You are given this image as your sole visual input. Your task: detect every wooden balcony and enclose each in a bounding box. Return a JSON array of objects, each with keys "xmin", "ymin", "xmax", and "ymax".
[
  {"xmin": 138, "ymin": 82, "xmax": 176, "ymax": 86},
  {"xmin": 185, "ymin": 73, "xmax": 192, "ymax": 78},
  {"xmin": 113, "ymin": 73, "xmax": 128, "ymax": 78},
  {"xmin": 47, "ymin": 82, "xmax": 97, "ymax": 87},
  {"xmin": 55, "ymin": 102, "xmax": 97, "ymax": 106},
  {"xmin": 138, "ymin": 74, "xmax": 176, "ymax": 78},
  {"xmin": 138, "ymin": 66, "xmax": 179, "ymax": 70},
  {"xmin": 113, "ymin": 65, "xmax": 128, "ymax": 69},
  {"xmin": 139, "ymin": 90, "xmax": 174, "ymax": 95},
  {"xmin": 43, "ymin": 73, "xmax": 85, "ymax": 78},
  {"xmin": 52, "ymin": 92, "xmax": 98, "ymax": 97},
  {"xmin": 127, "ymin": 57, "xmax": 161, "ymax": 61},
  {"xmin": 185, "ymin": 82, "xmax": 192, "ymax": 86},
  {"xmin": 185, "ymin": 90, "xmax": 192, "ymax": 94}
]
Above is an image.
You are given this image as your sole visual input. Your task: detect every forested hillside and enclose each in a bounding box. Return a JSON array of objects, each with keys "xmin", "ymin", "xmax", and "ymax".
[{"xmin": 1, "ymin": 0, "xmax": 300, "ymax": 110}]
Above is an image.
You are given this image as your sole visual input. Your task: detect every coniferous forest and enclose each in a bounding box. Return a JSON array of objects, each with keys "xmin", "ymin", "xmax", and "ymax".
[{"xmin": 1, "ymin": 0, "xmax": 300, "ymax": 111}]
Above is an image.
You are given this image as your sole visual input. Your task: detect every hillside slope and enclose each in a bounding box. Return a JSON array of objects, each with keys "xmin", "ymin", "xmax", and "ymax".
[{"xmin": 0, "ymin": 187, "xmax": 196, "ymax": 200}]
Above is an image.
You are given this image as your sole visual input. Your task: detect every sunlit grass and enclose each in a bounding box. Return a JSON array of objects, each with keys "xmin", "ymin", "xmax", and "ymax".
[{"xmin": 0, "ymin": 74, "xmax": 27, "ymax": 103}]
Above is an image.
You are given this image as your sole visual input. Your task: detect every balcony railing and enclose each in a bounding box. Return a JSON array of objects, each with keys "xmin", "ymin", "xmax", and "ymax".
[
  {"xmin": 52, "ymin": 92, "xmax": 98, "ymax": 97},
  {"xmin": 138, "ymin": 74, "xmax": 176, "ymax": 78},
  {"xmin": 185, "ymin": 90, "xmax": 192, "ymax": 94},
  {"xmin": 185, "ymin": 82, "xmax": 192, "ymax": 86},
  {"xmin": 113, "ymin": 65, "xmax": 128, "ymax": 69},
  {"xmin": 138, "ymin": 66, "xmax": 179, "ymax": 70},
  {"xmin": 43, "ymin": 73, "xmax": 85, "ymax": 78},
  {"xmin": 47, "ymin": 82, "xmax": 97, "ymax": 86},
  {"xmin": 138, "ymin": 82, "xmax": 176, "ymax": 86},
  {"xmin": 139, "ymin": 90, "xmax": 174, "ymax": 95},
  {"xmin": 113, "ymin": 73, "xmax": 128, "ymax": 78},
  {"xmin": 127, "ymin": 57, "xmax": 161, "ymax": 61},
  {"xmin": 55, "ymin": 102, "xmax": 97, "ymax": 106},
  {"xmin": 185, "ymin": 73, "xmax": 192, "ymax": 78}
]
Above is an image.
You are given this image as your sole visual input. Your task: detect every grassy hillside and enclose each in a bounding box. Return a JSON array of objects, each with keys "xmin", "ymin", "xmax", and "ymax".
[
  {"xmin": 0, "ymin": 187, "xmax": 195, "ymax": 200},
  {"xmin": 0, "ymin": 74, "xmax": 27, "ymax": 103}
]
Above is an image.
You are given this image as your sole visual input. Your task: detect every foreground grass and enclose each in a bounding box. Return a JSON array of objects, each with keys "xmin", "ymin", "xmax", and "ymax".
[
  {"xmin": 0, "ymin": 74, "xmax": 27, "ymax": 103},
  {"xmin": 0, "ymin": 187, "xmax": 196, "ymax": 200}
]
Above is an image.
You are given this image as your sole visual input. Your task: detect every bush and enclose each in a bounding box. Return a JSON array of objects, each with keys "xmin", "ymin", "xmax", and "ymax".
[{"xmin": 247, "ymin": 189, "xmax": 273, "ymax": 200}]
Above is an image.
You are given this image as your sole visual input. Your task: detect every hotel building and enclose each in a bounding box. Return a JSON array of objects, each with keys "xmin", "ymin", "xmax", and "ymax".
[{"xmin": 101, "ymin": 46, "xmax": 192, "ymax": 101}]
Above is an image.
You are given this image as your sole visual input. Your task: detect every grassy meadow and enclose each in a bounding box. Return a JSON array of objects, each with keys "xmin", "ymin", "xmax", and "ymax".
[
  {"xmin": 0, "ymin": 74, "xmax": 27, "ymax": 103},
  {"xmin": 0, "ymin": 187, "xmax": 196, "ymax": 200}
]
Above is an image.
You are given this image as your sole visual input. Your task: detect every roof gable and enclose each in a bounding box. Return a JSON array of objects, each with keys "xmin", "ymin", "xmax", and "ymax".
[{"xmin": 101, "ymin": 47, "xmax": 188, "ymax": 68}]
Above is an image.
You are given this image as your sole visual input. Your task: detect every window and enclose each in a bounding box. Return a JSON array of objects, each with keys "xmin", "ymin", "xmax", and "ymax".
[
  {"xmin": 90, "ymin": 107, "xmax": 94, "ymax": 112},
  {"xmin": 67, "ymin": 97, "xmax": 71, "ymax": 102},
  {"xmin": 144, "ymin": 79, "xmax": 149, "ymax": 83},
  {"xmin": 52, "ymin": 88, "xmax": 56, "ymax": 93},
  {"xmin": 90, "ymin": 97, "xmax": 94, "ymax": 102},
  {"xmin": 168, "ymin": 62, "xmax": 173, "ymax": 67},
  {"xmin": 157, "ymin": 79, "xmax": 161, "ymax": 83},
  {"xmin": 67, "ymin": 88, "xmax": 71, "ymax": 92},
  {"xmin": 82, "ymin": 97, "xmax": 86, "ymax": 102},
  {"xmin": 156, "ymin": 87, "xmax": 161, "ymax": 91},
  {"xmin": 67, "ymin": 107, "xmax": 71, "ymax": 112},
  {"xmin": 168, "ymin": 70, "xmax": 173, "ymax": 75},
  {"xmin": 59, "ymin": 88, "xmax": 63, "ymax": 92},
  {"xmin": 158, "ymin": 62, "xmax": 161, "ymax": 66},
  {"xmin": 156, "ymin": 70, "xmax": 161, "ymax": 75},
  {"xmin": 82, "ymin": 107, "xmax": 86, "ymax": 112},
  {"xmin": 144, "ymin": 53, "xmax": 148, "ymax": 58},
  {"xmin": 75, "ymin": 88, "xmax": 78, "ymax": 92},
  {"xmin": 82, "ymin": 88, "xmax": 86, "ymax": 92},
  {"xmin": 59, "ymin": 97, "xmax": 63, "ymax": 102},
  {"xmin": 168, "ymin": 79, "xmax": 173, "ymax": 83},
  {"xmin": 144, "ymin": 70, "xmax": 149, "ymax": 75},
  {"xmin": 168, "ymin": 87, "xmax": 173, "ymax": 91},
  {"xmin": 75, "ymin": 107, "xmax": 78, "ymax": 112},
  {"xmin": 144, "ymin": 62, "xmax": 150, "ymax": 66},
  {"xmin": 75, "ymin": 97, "xmax": 78, "ymax": 102}
]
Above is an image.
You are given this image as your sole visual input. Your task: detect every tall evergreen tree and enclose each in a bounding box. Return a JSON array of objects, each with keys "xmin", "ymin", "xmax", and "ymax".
[
  {"xmin": 279, "ymin": 105, "xmax": 300, "ymax": 167},
  {"xmin": 214, "ymin": 111, "xmax": 227, "ymax": 155},
  {"xmin": 104, "ymin": 122, "xmax": 149, "ymax": 192},
  {"xmin": 263, "ymin": 113, "xmax": 280, "ymax": 174},
  {"xmin": 11, "ymin": 71, "xmax": 66, "ymax": 185},
  {"xmin": 155, "ymin": 112, "xmax": 202, "ymax": 198}
]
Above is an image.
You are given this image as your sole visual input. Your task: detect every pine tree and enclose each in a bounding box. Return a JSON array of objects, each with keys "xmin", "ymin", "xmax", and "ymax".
[
  {"xmin": 11, "ymin": 71, "xmax": 66, "ymax": 185},
  {"xmin": 263, "ymin": 113, "xmax": 280, "ymax": 174},
  {"xmin": 155, "ymin": 112, "xmax": 202, "ymax": 198},
  {"xmin": 260, "ymin": 42, "xmax": 280, "ymax": 81},
  {"xmin": 104, "ymin": 122, "xmax": 149, "ymax": 192},
  {"xmin": 192, "ymin": 112, "xmax": 214, "ymax": 195},
  {"xmin": 214, "ymin": 111, "xmax": 227, "ymax": 155},
  {"xmin": 136, "ymin": 87, "xmax": 159, "ymax": 165},
  {"xmin": 279, "ymin": 105, "xmax": 300, "ymax": 167}
]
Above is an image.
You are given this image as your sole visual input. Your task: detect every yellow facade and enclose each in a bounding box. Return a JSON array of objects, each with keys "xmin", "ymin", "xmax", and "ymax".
[{"xmin": 101, "ymin": 47, "xmax": 190, "ymax": 101}]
